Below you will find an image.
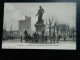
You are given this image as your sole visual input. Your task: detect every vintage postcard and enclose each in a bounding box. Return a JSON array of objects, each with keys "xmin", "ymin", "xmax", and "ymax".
[{"xmin": 2, "ymin": 3, "xmax": 76, "ymax": 50}]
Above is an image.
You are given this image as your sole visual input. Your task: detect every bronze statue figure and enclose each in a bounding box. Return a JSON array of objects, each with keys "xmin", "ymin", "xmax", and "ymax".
[{"xmin": 36, "ymin": 6, "xmax": 44, "ymax": 23}]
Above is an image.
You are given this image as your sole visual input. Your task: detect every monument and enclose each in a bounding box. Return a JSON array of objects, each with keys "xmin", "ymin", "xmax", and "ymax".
[{"xmin": 34, "ymin": 6, "xmax": 46, "ymax": 34}]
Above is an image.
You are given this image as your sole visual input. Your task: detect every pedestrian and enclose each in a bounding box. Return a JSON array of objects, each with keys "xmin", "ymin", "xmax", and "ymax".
[
  {"xmin": 64, "ymin": 35, "xmax": 66, "ymax": 41},
  {"xmin": 45, "ymin": 34, "xmax": 48, "ymax": 43},
  {"xmin": 42, "ymin": 34, "xmax": 44, "ymax": 43},
  {"xmin": 21, "ymin": 35, "xmax": 22, "ymax": 43},
  {"xmin": 33, "ymin": 32, "xmax": 37, "ymax": 43},
  {"xmin": 36, "ymin": 33, "xmax": 38, "ymax": 43},
  {"xmin": 57, "ymin": 35, "xmax": 60, "ymax": 43},
  {"xmin": 42, "ymin": 30, "xmax": 45, "ymax": 43},
  {"xmin": 24, "ymin": 30, "xmax": 28, "ymax": 43},
  {"xmin": 30, "ymin": 36, "xmax": 33, "ymax": 43},
  {"xmin": 28, "ymin": 34, "xmax": 31, "ymax": 43},
  {"xmin": 53, "ymin": 33, "xmax": 56, "ymax": 43},
  {"xmin": 31, "ymin": 35, "xmax": 34, "ymax": 43}
]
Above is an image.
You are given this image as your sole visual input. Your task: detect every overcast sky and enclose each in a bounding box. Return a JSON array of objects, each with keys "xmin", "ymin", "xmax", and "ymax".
[{"xmin": 3, "ymin": 3, "xmax": 76, "ymax": 31}]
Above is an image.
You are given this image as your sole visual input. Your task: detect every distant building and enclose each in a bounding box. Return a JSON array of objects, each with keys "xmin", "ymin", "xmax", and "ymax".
[
  {"xmin": 19, "ymin": 15, "xmax": 31, "ymax": 37},
  {"xmin": 7, "ymin": 30, "xmax": 20, "ymax": 39}
]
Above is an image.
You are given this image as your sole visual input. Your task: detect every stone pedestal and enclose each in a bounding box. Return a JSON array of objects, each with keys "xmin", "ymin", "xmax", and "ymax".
[{"xmin": 34, "ymin": 20, "xmax": 45, "ymax": 35}]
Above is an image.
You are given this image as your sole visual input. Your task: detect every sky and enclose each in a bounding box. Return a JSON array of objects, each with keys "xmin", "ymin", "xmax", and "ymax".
[{"xmin": 3, "ymin": 3, "xmax": 76, "ymax": 31}]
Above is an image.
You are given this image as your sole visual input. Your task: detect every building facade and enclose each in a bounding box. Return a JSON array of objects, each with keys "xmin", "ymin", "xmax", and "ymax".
[{"xmin": 19, "ymin": 15, "xmax": 31, "ymax": 37}]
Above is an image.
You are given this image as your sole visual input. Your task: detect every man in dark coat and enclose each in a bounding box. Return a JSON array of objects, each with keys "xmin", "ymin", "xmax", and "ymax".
[
  {"xmin": 28, "ymin": 34, "xmax": 32, "ymax": 43},
  {"xmin": 24, "ymin": 30, "xmax": 28, "ymax": 43},
  {"xmin": 42, "ymin": 30, "xmax": 45, "ymax": 43},
  {"xmin": 21, "ymin": 35, "xmax": 22, "ymax": 43},
  {"xmin": 24, "ymin": 30, "xmax": 28, "ymax": 36},
  {"xmin": 64, "ymin": 35, "xmax": 66, "ymax": 41},
  {"xmin": 45, "ymin": 34, "xmax": 48, "ymax": 43},
  {"xmin": 33, "ymin": 32, "xmax": 37, "ymax": 42},
  {"xmin": 57, "ymin": 35, "xmax": 60, "ymax": 43},
  {"xmin": 36, "ymin": 33, "xmax": 39, "ymax": 43},
  {"xmin": 53, "ymin": 33, "xmax": 56, "ymax": 43}
]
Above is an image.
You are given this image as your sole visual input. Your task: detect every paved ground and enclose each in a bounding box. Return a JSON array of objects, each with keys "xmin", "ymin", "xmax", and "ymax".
[{"xmin": 2, "ymin": 37, "xmax": 76, "ymax": 43}]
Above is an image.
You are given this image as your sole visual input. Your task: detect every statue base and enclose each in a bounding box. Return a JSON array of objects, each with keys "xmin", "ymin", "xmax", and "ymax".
[{"xmin": 34, "ymin": 20, "xmax": 45, "ymax": 35}]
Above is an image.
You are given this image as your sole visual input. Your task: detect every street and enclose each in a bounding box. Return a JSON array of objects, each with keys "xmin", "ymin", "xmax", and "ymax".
[{"xmin": 2, "ymin": 37, "xmax": 76, "ymax": 43}]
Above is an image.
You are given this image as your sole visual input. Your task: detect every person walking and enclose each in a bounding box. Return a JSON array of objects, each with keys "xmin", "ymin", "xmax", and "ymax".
[
  {"xmin": 42, "ymin": 29, "xmax": 45, "ymax": 43},
  {"xmin": 33, "ymin": 32, "xmax": 37, "ymax": 43},
  {"xmin": 36, "ymin": 33, "xmax": 39, "ymax": 43},
  {"xmin": 42, "ymin": 34, "xmax": 44, "ymax": 43},
  {"xmin": 53, "ymin": 33, "xmax": 56, "ymax": 43},
  {"xmin": 21, "ymin": 35, "xmax": 22, "ymax": 43},
  {"xmin": 64, "ymin": 35, "xmax": 66, "ymax": 41},
  {"xmin": 45, "ymin": 34, "xmax": 48, "ymax": 43},
  {"xmin": 24, "ymin": 30, "xmax": 28, "ymax": 43},
  {"xmin": 28, "ymin": 34, "xmax": 32, "ymax": 43},
  {"xmin": 57, "ymin": 35, "xmax": 60, "ymax": 43}
]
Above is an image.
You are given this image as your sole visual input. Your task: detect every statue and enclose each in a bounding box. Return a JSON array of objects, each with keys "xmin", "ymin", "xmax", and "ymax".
[
  {"xmin": 34, "ymin": 6, "xmax": 45, "ymax": 34},
  {"xmin": 36, "ymin": 6, "xmax": 44, "ymax": 23}
]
